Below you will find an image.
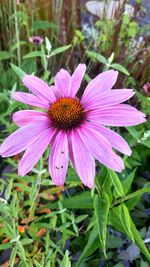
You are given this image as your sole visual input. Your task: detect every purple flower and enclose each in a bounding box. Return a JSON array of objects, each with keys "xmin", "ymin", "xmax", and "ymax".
[
  {"xmin": 142, "ymin": 82, "xmax": 150, "ymax": 97},
  {"xmin": 16, "ymin": 0, "xmax": 25, "ymax": 4},
  {"xmin": 29, "ymin": 36, "xmax": 44, "ymax": 46},
  {"xmin": 0, "ymin": 65, "xmax": 146, "ymax": 188}
]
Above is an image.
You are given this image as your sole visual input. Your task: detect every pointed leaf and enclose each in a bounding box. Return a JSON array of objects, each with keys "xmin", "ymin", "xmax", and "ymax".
[
  {"xmin": 94, "ymin": 193, "xmax": 110, "ymax": 256},
  {"xmin": 108, "ymin": 170, "xmax": 124, "ymax": 197},
  {"xmin": 50, "ymin": 45, "xmax": 71, "ymax": 57},
  {"xmin": 10, "ymin": 63, "xmax": 26, "ymax": 79}
]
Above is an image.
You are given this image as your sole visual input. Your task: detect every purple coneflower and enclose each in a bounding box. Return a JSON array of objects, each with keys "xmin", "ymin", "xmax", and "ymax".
[
  {"xmin": 0, "ymin": 65, "xmax": 146, "ymax": 188},
  {"xmin": 29, "ymin": 36, "xmax": 44, "ymax": 46}
]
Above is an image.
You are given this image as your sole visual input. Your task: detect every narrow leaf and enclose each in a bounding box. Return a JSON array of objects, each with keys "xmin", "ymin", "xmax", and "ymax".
[
  {"xmin": 109, "ymin": 206, "xmax": 150, "ymax": 262},
  {"xmin": 108, "ymin": 170, "xmax": 124, "ymax": 197},
  {"xmin": 77, "ymin": 225, "xmax": 99, "ymax": 266},
  {"xmin": 111, "ymin": 63, "xmax": 129, "ymax": 75},
  {"xmin": 86, "ymin": 50, "xmax": 107, "ymax": 64},
  {"xmin": 0, "ymin": 51, "xmax": 14, "ymax": 60},
  {"xmin": 61, "ymin": 250, "xmax": 71, "ymax": 267},
  {"xmin": 50, "ymin": 45, "xmax": 71, "ymax": 57},
  {"xmin": 94, "ymin": 193, "xmax": 110, "ymax": 256},
  {"xmin": 121, "ymin": 204, "xmax": 134, "ymax": 242},
  {"xmin": 23, "ymin": 51, "xmax": 43, "ymax": 59},
  {"xmin": 122, "ymin": 169, "xmax": 136, "ymax": 194},
  {"xmin": 10, "ymin": 63, "xmax": 26, "ymax": 79}
]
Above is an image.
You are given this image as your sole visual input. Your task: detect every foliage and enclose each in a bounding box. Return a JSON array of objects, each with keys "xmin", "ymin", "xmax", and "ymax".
[{"xmin": 0, "ymin": 0, "xmax": 150, "ymax": 266}]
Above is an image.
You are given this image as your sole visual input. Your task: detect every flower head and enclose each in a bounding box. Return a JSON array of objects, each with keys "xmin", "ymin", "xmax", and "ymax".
[
  {"xmin": 29, "ymin": 36, "xmax": 44, "ymax": 46},
  {"xmin": 0, "ymin": 65, "xmax": 146, "ymax": 188},
  {"xmin": 142, "ymin": 82, "xmax": 150, "ymax": 97}
]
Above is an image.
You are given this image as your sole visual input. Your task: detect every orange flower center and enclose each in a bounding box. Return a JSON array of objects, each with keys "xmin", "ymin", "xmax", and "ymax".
[{"xmin": 48, "ymin": 97, "xmax": 85, "ymax": 130}]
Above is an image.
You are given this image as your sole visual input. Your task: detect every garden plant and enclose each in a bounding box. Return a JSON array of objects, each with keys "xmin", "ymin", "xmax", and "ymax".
[{"xmin": 0, "ymin": 0, "xmax": 150, "ymax": 266}]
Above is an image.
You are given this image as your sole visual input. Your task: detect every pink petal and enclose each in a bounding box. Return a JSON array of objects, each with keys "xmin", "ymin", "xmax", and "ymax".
[
  {"xmin": 13, "ymin": 110, "xmax": 50, "ymax": 127},
  {"xmin": 12, "ymin": 92, "xmax": 49, "ymax": 109},
  {"xmin": 81, "ymin": 70, "xmax": 118, "ymax": 103},
  {"xmin": 87, "ymin": 104, "xmax": 146, "ymax": 126},
  {"xmin": 50, "ymin": 85, "xmax": 62, "ymax": 99},
  {"xmin": 18, "ymin": 127, "xmax": 56, "ymax": 176},
  {"xmin": 77, "ymin": 124, "xmax": 124, "ymax": 172},
  {"xmin": 83, "ymin": 89, "xmax": 135, "ymax": 110},
  {"xmin": 70, "ymin": 64, "xmax": 86, "ymax": 97},
  {"xmin": 22, "ymin": 75, "xmax": 56, "ymax": 103},
  {"xmin": 49, "ymin": 131, "xmax": 68, "ymax": 186},
  {"xmin": 55, "ymin": 69, "xmax": 71, "ymax": 97},
  {"xmin": 68, "ymin": 129, "xmax": 95, "ymax": 188},
  {"xmin": 0, "ymin": 123, "xmax": 49, "ymax": 157},
  {"xmin": 85, "ymin": 121, "xmax": 131, "ymax": 156}
]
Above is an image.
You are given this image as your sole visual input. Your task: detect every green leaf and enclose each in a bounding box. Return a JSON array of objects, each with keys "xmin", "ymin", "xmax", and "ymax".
[
  {"xmin": 120, "ymin": 204, "xmax": 134, "ymax": 242},
  {"xmin": 61, "ymin": 250, "xmax": 71, "ymax": 267},
  {"xmin": 140, "ymin": 260, "xmax": 150, "ymax": 267},
  {"xmin": 108, "ymin": 170, "xmax": 124, "ymax": 197},
  {"xmin": 17, "ymin": 241, "xmax": 29, "ymax": 267},
  {"xmin": 0, "ymin": 242, "xmax": 13, "ymax": 250},
  {"xmin": 86, "ymin": 50, "xmax": 107, "ymax": 64},
  {"xmin": 128, "ymin": 22, "xmax": 138, "ymax": 38},
  {"xmin": 124, "ymin": 187, "xmax": 150, "ymax": 201},
  {"xmin": 41, "ymin": 46, "xmax": 47, "ymax": 70},
  {"xmin": 10, "ymin": 246, "xmax": 18, "ymax": 267},
  {"xmin": 109, "ymin": 206, "xmax": 150, "ymax": 262},
  {"xmin": 126, "ymin": 195, "xmax": 142, "ymax": 210},
  {"xmin": 4, "ymin": 178, "xmax": 13, "ymax": 200},
  {"xmin": 108, "ymin": 53, "xmax": 114, "ymax": 64},
  {"xmin": 31, "ymin": 20, "xmax": 58, "ymax": 31},
  {"xmin": 45, "ymin": 191, "xmax": 93, "ymax": 210},
  {"xmin": 76, "ymin": 225, "xmax": 99, "ymax": 266},
  {"xmin": 109, "ymin": 204, "xmax": 134, "ymax": 242},
  {"xmin": 111, "ymin": 63, "xmax": 129, "ymax": 75},
  {"xmin": 0, "ymin": 51, "xmax": 14, "ymax": 61},
  {"xmin": 96, "ymin": 167, "xmax": 113, "ymax": 202},
  {"xmin": 126, "ymin": 126, "xmax": 141, "ymax": 140},
  {"xmin": 21, "ymin": 238, "xmax": 33, "ymax": 245},
  {"xmin": 122, "ymin": 14, "xmax": 130, "ymax": 25},
  {"xmin": 122, "ymin": 169, "xmax": 136, "ymax": 194},
  {"xmin": 112, "ymin": 185, "xmax": 150, "ymax": 208},
  {"xmin": 33, "ymin": 260, "xmax": 43, "ymax": 267},
  {"xmin": 10, "ymin": 63, "xmax": 26, "ymax": 79},
  {"xmin": 94, "ymin": 193, "xmax": 110, "ymax": 256},
  {"xmin": 3, "ymin": 221, "xmax": 15, "ymax": 239},
  {"xmin": 50, "ymin": 45, "xmax": 71, "ymax": 57},
  {"xmin": 23, "ymin": 51, "xmax": 43, "ymax": 59},
  {"xmin": 130, "ymin": 219, "xmax": 150, "ymax": 262},
  {"xmin": 45, "ymin": 37, "xmax": 52, "ymax": 54}
]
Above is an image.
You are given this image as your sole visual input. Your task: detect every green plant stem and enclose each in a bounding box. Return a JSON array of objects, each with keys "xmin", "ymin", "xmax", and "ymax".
[
  {"xmin": 13, "ymin": 0, "xmax": 21, "ymax": 67},
  {"xmin": 111, "ymin": 188, "xmax": 150, "ymax": 207}
]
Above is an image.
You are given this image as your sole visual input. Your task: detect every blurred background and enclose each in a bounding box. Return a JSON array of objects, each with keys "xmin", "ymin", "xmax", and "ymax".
[{"xmin": 0, "ymin": 1, "xmax": 150, "ymax": 266}]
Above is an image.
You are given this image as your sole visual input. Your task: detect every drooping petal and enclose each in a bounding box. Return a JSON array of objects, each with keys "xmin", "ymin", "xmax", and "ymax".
[
  {"xmin": 12, "ymin": 92, "xmax": 50, "ymax": 109},
  {"xmin": 49, "ymin": 131, "xmax": 68, "ymax": 186},
  {"xmin": 18, "ymin": 127, "xmax": 56, "ymax": 176},
  {"xmin": 77, "ymin": 124, "xmax": 124, "ymax": 172},
  {"xmin": 55, "ymin": 69, "xmax": 71, "ymax": 97},
  {"xmin": 13, "ymin": 110, "xmax": 50, "ymax": 127},
  {"xmin": 70, "ymin": 64, "xmax": 86, "ymax": 97},
  {"xmin": 83, "ymin": 89, "xmax": 135, "ymax": 110},
  {"xmin": 0, "ymin": 123, "xmax": 50, "ymax": 157},
  {"xmin": 81, "ymin": 70, "xmax": 118, "ymax": 103},
  {"xmin": 87, "ymin": 104, "xmax": 146, "ymax": 126},
  {"xmin": 22, "ymin": 75, "xmax": 56, "ymax": 103},
  {"xmin": 84, "ymin": 121, "xmax": 131, "ymax": 156},
  {"xmin": 68, "ymin": 129, "xmax": 95, "ymax": 188}
]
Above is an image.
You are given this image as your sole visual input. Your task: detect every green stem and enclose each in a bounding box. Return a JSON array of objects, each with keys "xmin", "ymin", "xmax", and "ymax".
[
  {"xmin": 111, "ymin": 188, "xmax": 150, "ymax": 207},
  {"xmin": 13, "ymin": 0, "xmax": 21, "ymax": 67}
]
